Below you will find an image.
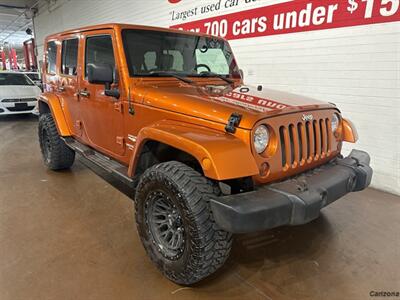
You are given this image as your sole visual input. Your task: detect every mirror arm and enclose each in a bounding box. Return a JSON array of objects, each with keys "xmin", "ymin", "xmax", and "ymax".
[
  {"xmin": 103, "ymin": 82, "xmax": 120, "ymax": 99},
  {"xmin": 105, "ymin": 88, "xmax": 120, "ymax": 99}
]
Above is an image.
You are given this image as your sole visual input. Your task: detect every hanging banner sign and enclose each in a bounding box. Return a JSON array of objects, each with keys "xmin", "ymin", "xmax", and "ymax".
[{"xmin": 170, "ymin": 0, "xmax": 400, "ymax": 40}]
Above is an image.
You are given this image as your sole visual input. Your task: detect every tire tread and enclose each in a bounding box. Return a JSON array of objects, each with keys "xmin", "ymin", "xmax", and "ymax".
[
  {"xmin": 135, "ymin": 161, "xmax": 232, "ymax": 285},
  {"xmin": 38, "ymin": 113, "xmax": 75, "ymax": 170}
]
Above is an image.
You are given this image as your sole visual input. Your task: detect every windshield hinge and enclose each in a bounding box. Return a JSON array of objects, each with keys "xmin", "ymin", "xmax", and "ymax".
[
  {"xmin": 225, "ymin": 113, "xmax": 242, "ymax": 134},
  {"xmin": 128, "ymin": 86, "xmax": 135, "ymax": 115}
]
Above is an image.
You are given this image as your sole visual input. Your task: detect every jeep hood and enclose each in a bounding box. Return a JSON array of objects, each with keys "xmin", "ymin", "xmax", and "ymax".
[{"xmin": 138, "ymin": 82, "xmax": 336, "ymax": 130}]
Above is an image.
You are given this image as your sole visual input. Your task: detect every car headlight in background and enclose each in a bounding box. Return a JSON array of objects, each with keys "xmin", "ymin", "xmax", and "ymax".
[
  {"xmin": 254, "ymin": 125, "xmax": 270, "ymax": 154},
  {"xmin": 331, "ymin": 113, "xmax": 340, "ymax": 133}
]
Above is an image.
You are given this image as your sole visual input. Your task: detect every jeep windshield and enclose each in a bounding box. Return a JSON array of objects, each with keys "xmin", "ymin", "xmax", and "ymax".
[{"xmin": 122, "ymin": 29, "xmax": 241, "ymax": 80}]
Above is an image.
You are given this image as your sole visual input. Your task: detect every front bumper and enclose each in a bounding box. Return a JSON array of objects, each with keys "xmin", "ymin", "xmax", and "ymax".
[
  {"xmin": 0, "ymin": 100, "xmax": 37, "ymax": 115},
  {"xmin": 210, "ymin": 150, "xmax": 373, "ymax": 233}
]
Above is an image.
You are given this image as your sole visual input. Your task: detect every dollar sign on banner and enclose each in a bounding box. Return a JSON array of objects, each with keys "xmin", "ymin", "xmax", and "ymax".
[{"xmin": 347, "ymin": 0, "xmax": 359, "ymax": 14}]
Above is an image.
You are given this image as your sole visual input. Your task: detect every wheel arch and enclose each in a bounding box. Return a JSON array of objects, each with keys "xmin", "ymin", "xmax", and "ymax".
[
  {"xmin": 128, "ymin": 120, "xmax": 259, "ymax": 181},
  {"xmin": 38, "ymin": 93, "xmax": 71, "ymax": 137}
]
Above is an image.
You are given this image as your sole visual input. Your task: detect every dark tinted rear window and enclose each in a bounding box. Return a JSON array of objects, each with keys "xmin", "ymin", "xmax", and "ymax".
[{"xmin": 0, "ymin": 73, "xmax": 34, "ymax": 86}]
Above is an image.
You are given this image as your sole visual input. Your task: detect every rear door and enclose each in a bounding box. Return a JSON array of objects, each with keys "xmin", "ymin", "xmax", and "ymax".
[
  {"xmin": 57, "ymin": 36, "xmax": 82, "ymax": 137},
  {"xmin": 78, "ymin": 30, "xmax": 125, "ymax": 157}
]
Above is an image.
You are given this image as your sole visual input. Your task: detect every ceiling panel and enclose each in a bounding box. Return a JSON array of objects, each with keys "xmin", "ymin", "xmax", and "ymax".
[{"xmin": 0, "ymin": 0, "xmax": 37, "ymax": 47}]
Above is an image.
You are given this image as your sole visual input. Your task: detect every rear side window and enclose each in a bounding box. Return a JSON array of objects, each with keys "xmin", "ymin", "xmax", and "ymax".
[
  {"xmin": 46, "ymin": 41, "xmax": 57, "ymax": 74},
  {"xmin": 61, "ymin": 38, "xmax": 79, "ymax": 76},
  {"xmin": 85, "ymin": 35, "xmax": 115, "ymax": 77}
]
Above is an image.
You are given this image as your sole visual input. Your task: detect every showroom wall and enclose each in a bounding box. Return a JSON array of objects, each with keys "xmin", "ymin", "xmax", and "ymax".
[{"xmin": 33, "ymin": 0, "xmax": 400, "ymax": 195}]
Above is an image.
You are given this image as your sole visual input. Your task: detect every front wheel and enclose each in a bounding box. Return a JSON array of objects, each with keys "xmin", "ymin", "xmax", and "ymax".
[
  {"xmin": 38, "ymin": 113, "xmax": 75, "ymax": 170},
  {"xmin": 134, "ymin": 161, "xmax": 232, "ymax": 285}
]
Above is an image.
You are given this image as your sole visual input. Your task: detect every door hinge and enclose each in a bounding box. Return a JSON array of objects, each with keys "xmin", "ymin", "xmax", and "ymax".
[
  {"xmin": 116, "ymin": 136, "xmax": 125, "ymax": 147},
  {"xmin": 114, "ymin": 102, "xmax": 123, "ymax": 113}
]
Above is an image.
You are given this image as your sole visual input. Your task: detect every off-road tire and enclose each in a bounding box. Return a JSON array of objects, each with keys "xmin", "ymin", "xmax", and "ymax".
[
  {"xmin": 135, "ymin": 161, "xmax": 233, "ymax": 285},
  {"xmin": 38, "ymin": 113, "xmax": 75, "ymax": 170}
]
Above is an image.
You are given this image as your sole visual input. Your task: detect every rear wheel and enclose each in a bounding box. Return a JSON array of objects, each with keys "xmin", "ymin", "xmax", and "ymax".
[
  {"xmin": 38, "ymin": 113, "xmax": 75, "ymax": 170},
  {"xmin": 135, "ymin": 161, "xmax": 232, "ymax": 285}
]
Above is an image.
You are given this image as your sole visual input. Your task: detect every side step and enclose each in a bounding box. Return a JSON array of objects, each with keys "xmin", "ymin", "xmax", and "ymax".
[{"xmin": 63, "ymin": 137, "xmax": 136, "ymax": 187}]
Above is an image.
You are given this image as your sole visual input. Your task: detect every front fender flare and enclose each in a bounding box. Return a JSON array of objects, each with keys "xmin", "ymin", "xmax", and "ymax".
[
  {"xmin": 39, "ymin": 92, "xmax": 71, "ymax": 137},
  {"xmin": 128, "ymin": 120, "xmax": 259, "ymax": 181}
]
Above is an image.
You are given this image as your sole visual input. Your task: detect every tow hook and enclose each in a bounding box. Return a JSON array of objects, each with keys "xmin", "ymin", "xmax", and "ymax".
[{"xmin": 225, "ymin": 113, "xmax": 242, "ymax": 134}]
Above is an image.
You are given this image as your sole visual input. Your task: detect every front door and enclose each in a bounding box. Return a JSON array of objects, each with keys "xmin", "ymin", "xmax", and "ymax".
[{"xmin": 78, "ymin": 31, "xmax": 125, "ymax": 157}]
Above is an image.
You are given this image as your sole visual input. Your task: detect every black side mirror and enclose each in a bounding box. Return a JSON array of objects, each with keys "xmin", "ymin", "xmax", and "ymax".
[
  {"xmin": 87, "ymin": 63, "xmax": 120, "ymax": 99},
  {"xmin": 87, "ymin": 63, "xmax": 113, "ymax": 86}
]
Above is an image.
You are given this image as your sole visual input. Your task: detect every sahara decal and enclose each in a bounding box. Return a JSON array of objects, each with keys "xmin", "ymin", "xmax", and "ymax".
[{"xmin": 213, "ymin": 90, "xmax": 290, "ymax": 113}]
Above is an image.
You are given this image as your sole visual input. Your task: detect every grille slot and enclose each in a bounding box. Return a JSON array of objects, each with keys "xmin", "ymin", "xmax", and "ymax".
[
  {"xmin": 279, "ymin": 118, "xmax": 331, "ymax": 170},
  {"xmin": 7, "ymin": 105, "xmax": 35, "ymax": 112},
  {"xmin": 2, "ymin": 98, "xmax": 37, "ymax": 103},
  {"xmin": 279, "ymin": 126, "xmax": 287, "ymax": 168}
]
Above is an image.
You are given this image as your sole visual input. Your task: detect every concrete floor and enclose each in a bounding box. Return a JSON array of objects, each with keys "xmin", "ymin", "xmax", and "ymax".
[{"xmin": 0, "ymin": 114, "xmax": 399, "ymax": 300}]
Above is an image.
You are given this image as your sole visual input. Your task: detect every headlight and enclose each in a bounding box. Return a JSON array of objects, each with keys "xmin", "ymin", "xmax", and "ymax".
[
  {"xmin": 254, "ymin": 125, "xmax": 270, "ymax": 154},
  {"xmin": 331, "ymin": 113, "xmax": 340, "ymax": 133}
]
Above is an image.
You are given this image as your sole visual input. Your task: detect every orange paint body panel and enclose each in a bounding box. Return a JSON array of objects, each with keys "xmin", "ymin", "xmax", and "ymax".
[{"xmin": 127, "ymin": 120, "xmax": 259, "ymax": 180}]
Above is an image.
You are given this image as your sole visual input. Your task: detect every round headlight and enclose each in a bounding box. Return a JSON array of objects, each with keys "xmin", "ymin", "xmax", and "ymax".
[
  {"xmin": 331, "ymin": 114, "xmax": 340, "ymax": 133},
  {"xmin": 254, "ymin": 125, "xmax": 270, "ymax": 154}
]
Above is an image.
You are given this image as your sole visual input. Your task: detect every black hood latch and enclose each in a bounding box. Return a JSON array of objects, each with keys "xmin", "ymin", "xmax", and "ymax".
[{"xmin": 225, "ymin": 113, "xmax": 242, "ymax": 134}]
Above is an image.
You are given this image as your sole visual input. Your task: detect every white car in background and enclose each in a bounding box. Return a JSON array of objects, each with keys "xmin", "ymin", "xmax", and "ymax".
[{"xmin": 0, "ymin": 72, "xmax": 41, "ymax": 115}]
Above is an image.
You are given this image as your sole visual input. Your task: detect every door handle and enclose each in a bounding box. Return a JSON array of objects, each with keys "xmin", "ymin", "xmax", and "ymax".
[{"xmin": 79, "ymin": 89, "xmax": 90, "ymax": 98}]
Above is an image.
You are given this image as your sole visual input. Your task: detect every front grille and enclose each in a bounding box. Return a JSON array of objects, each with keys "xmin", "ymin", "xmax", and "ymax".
[
  {"xmin": 279, "ymin": 118, "xmax": 332, "ymax": 171},
  {"xmin": 7, "ymin": 106, "xmax": 35, "ymax": 112},
  {"xmin": 1, "ymin": 98, "xmax": 37, "ymax": 103}
]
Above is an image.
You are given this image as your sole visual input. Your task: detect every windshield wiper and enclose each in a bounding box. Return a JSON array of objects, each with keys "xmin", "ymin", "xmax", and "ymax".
[
  {"xmin": 148, "ymin": 71, "xmax": 194, "ymax": 85},
  {"xmin": 197, "ymin": 71, "xmax": 235, "ymax": 85}
]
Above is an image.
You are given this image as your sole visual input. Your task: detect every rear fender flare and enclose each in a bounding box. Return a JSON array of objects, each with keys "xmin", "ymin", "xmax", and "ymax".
[
  {"xmin": 128, "ymin": 120, "xmax": 259, "ymax": 181},
  {"xmin": 38, "ymin": 93, "xmax": 71, "ymax": 137}
]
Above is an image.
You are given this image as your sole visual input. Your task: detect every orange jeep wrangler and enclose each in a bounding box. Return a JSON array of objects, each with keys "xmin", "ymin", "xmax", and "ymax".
[{"xmin": 38, "ymin": 23, "xmax": 373, "ymax": 285}]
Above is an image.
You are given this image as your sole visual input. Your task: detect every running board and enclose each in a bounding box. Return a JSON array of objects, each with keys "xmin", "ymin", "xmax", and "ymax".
[{"xmin": 63, "ymin": 137, "xmax": 136, "ymax": 187}]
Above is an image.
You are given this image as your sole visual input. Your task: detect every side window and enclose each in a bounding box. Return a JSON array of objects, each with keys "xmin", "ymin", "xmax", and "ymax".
[
  {"xmin": 46, "ymin": 41, "xmax": 57, "ymax": 74},
  {"xmin": 61, "ymin": 38, "xmax": 79, "ymax": 76},
  {"xmin": 85, "ymin": 35, "xmax": 115, "ymax": 77}
]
